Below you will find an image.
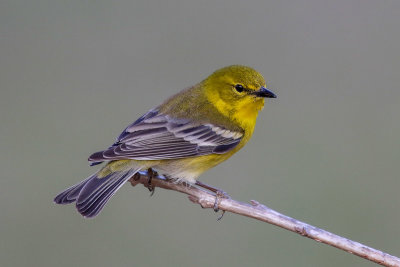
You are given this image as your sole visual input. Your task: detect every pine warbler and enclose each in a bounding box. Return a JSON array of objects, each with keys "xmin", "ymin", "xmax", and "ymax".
[{"xmin": 54, "ymin": 65, "xmax": 276, "ymax": 217}]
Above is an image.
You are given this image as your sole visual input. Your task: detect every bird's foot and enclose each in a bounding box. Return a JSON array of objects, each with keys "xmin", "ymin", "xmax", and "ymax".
[
  {"xmin": 147, "ymin": 168, "xmax": 158, "ymax": 196},
  {"xmin": 195, "ymin": 180, "xmax": 230, "ymax": 220}
]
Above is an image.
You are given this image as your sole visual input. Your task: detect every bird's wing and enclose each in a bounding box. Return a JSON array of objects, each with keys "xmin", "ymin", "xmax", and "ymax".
[{"xmin": 88, "ymin": 108, "xmax": 243, "ymax": 163}]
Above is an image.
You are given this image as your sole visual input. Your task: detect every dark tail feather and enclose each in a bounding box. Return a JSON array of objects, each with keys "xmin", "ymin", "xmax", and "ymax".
[
  {"xmin": 54, "ymin": 167, "xmax": 140, "ymax": 218},
  {"xmin": 54, "ymin": 175, "xmax": 94, "ymax": 204},
  {"xmin": 76, "ymin": 168, "xmax": 140, "ymax": 218}
]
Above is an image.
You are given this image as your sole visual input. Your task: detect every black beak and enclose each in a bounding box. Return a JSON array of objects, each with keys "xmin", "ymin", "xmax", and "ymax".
[{"xmin": 253, "ymin": 87, "xmax": 277, "ymax": 98}]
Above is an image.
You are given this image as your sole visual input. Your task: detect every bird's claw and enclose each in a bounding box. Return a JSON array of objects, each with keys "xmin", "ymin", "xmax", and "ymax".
[
  {"xmin": 147, "ymin": 168, "xmax": 157, "ymax": 196},
  {"xmin": 213, "ymin": 190, "xmax": 229, "ymax": 212},
  {"xmin": 194, "ymin": 180, "xmax": 230, "ymax": 220},
  {"xmin": 213, "ymin": 190, "xmax": 230, "ymax": 220}
]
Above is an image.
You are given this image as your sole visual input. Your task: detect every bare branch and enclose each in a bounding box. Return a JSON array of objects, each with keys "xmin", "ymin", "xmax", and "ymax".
[{"xmin": 129, "ymin": 172, "xmax": 400, "ymax": 267}]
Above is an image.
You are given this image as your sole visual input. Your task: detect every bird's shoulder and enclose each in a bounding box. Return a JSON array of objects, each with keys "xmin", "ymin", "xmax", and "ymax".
[{"xmin": 159, "ymin": 84, "xmax": 244, "ymax": 133}]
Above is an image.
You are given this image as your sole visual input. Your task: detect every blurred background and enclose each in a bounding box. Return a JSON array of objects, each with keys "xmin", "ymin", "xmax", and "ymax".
[{"xmin": 1, "ymin": 0, "xmax": 399, "ymax": 266}]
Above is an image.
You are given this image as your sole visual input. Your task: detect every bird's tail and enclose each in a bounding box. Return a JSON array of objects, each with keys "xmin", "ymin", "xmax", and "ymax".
[{"xmin": 54, "ymin": 164, "xmax": 140, "ymax": 218}]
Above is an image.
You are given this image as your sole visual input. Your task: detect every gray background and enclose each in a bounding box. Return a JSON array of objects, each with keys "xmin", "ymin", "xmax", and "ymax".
[{"xmin": 1, "ymin": 0, "xmax": 399, "ymax": 266}]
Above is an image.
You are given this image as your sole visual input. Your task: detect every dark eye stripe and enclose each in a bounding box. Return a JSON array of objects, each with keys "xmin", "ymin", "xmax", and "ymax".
[{"xmin": 234, "ymin": 84, "xmax": 255, "ymax": 94}]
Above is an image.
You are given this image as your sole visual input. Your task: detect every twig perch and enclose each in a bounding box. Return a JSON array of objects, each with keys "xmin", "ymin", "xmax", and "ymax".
[{"xmin": 129, "ymin": 171, "xmax": 400, "ymax": 267}]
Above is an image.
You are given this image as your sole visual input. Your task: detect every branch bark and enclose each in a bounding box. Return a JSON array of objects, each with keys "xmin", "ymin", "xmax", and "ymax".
[{"xmin": 129, "ymin": 171, "xmax": 400, "ymax": 267}]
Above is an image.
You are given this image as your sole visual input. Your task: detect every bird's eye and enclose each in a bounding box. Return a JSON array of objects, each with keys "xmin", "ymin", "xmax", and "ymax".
[{"xmin": 234, "ymin": 84, "xmax": 244, "ymax": 93}]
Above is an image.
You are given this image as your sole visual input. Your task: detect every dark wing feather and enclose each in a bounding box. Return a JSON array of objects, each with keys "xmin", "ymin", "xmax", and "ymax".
[{"xmin": 89, "ymin": 109, "xmax": 243, "ymax": 163}]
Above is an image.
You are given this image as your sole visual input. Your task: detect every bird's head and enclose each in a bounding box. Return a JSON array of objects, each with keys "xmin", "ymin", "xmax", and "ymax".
[{"xmin": 203, "ymin": 65, "xmax": 276, "ymax": 125}]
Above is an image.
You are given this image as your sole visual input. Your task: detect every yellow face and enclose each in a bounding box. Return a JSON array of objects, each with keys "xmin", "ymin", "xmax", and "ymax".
[{"xmin": 204, "ymin": 65, "xmax": 276, "ymax": 124}]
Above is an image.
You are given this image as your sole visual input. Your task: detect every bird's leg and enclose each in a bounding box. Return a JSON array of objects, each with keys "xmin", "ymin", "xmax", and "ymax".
[
  {"xmin": 147, "ymin": 168, "xmax": 158, "ymax": 196},
  {"xmin": 195, "ymin": 181, "xmax": 230, "ymax": 198},
  {"xmin": 195, "ymin": 180, "xmax": 230, "ymax": 220}
]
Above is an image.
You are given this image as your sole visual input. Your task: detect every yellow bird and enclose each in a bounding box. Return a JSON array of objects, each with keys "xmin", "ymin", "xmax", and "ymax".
[{"xmin": 54, "ymin": 65, "xmax": 276, "ymax": 217}]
